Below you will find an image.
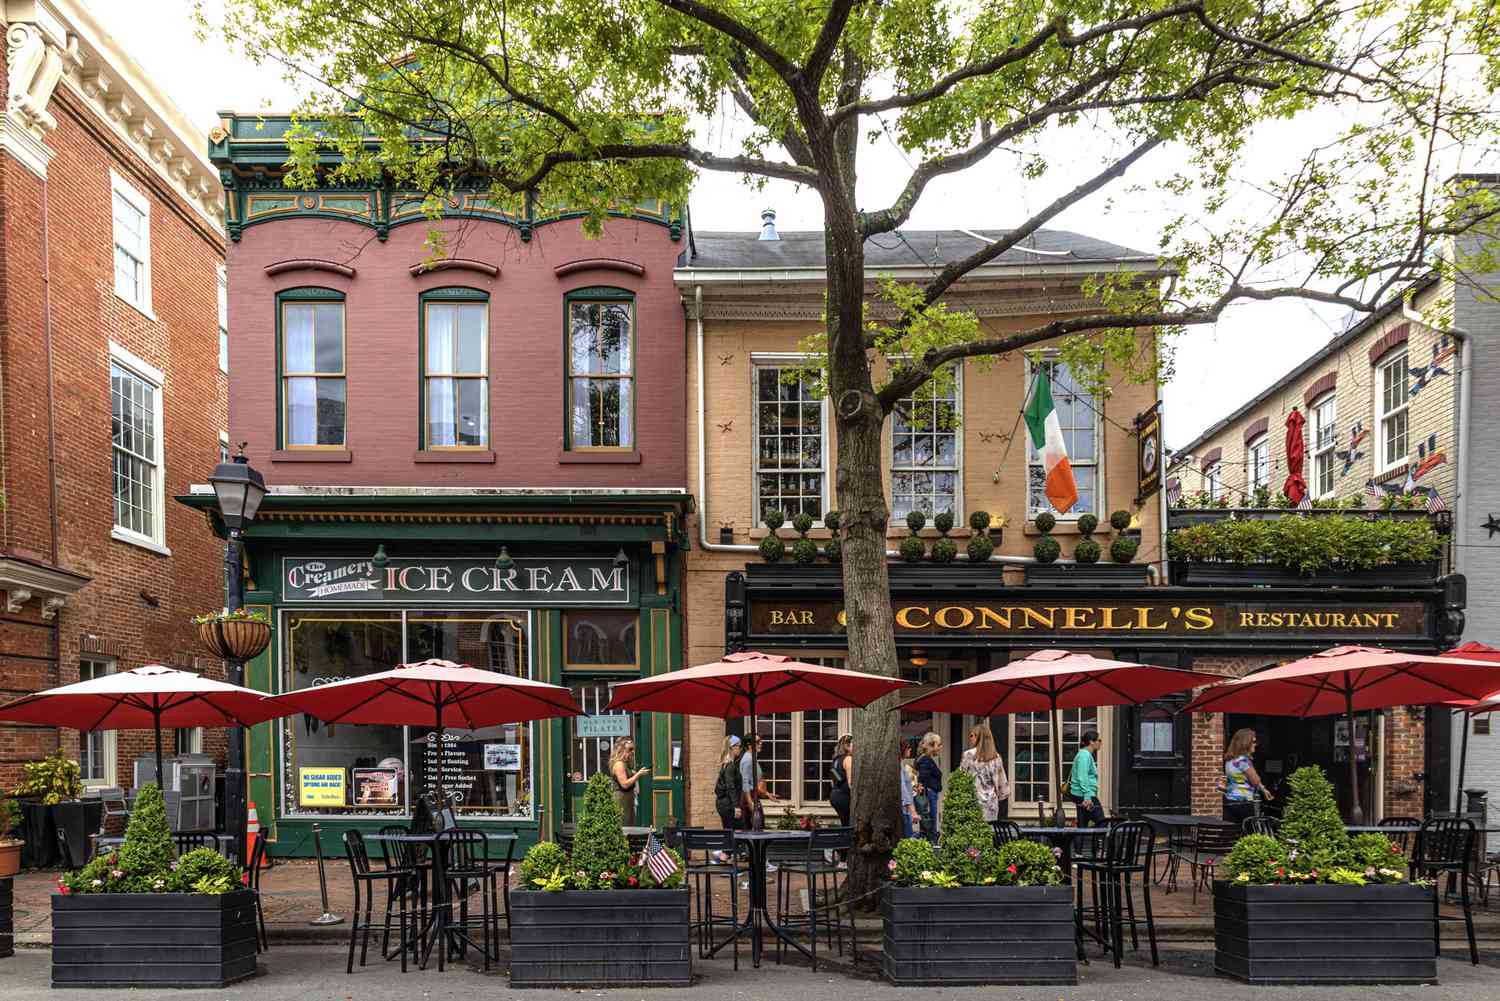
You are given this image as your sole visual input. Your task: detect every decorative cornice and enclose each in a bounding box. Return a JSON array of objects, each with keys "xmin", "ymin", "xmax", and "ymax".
[
  {"xmin": 258, "ymin": 509, "xmax": 667, "ymax": 527},
  {"xmin": 0, "ymin": 553, "xmax": 90, "ymax": 619}
]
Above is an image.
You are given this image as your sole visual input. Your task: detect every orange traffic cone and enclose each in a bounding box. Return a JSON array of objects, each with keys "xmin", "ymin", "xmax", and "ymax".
[{"xmin": 246, "ymin": 800, "xmax": 260, "ymax": 862}]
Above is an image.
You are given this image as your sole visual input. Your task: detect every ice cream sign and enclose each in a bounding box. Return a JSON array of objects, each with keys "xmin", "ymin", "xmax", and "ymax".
[{"xmin": 282, "ymin": 556, "xmax": 633, "ymax": 606}]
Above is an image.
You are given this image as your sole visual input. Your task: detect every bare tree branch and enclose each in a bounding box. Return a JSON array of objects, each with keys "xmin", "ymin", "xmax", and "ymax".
[{"xmin": 650, "ymin": 0, "xmax": 798, "ymax": 82}]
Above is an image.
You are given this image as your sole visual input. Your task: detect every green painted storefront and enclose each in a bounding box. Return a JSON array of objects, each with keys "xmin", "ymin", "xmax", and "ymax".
[{"xmin": 182, "ymin": 490, "xmax": 691, "ymax": 858}]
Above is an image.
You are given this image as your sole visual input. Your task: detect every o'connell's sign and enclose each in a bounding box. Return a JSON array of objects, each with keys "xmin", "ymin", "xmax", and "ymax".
[
  {"xmin": 750, "ymin": 599, "xmax": 1426, "ymax": 640},
  {"xmin": 283, "ymin": 557, "xmax": 632, "ymax": 606}
]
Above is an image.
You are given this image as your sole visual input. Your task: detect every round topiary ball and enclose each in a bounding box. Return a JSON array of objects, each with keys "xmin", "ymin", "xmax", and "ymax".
[
  {"xmin": 824, "ymin": 537, "xmax": 842, "ymax": 562},
  {"xmin": 1109, "ymin": 509, "xmax": 1132, "ymax": 531},
  {"xmin": 1075, "ymin": 538, "xmax": 1102, "ymax": 564},
  {"xmin": 933, "ymin": 511, "xmax": 955, "ymax": 535},
  {"xmin": 1076, "ymin": 513, "xmax": 1098, "ymax": 536},
  {"xmin": 931, "ymin": 538, "xmax": 958, "ymax": 563},
  {"xmin": 1034, "ymin": 511, "xmax": 1057, "ymax": 534},
  {"xmin": 791, "ymin": 537, "xmax": 819, "ymax": 564},
  {"xmin": 791, "ymin": 511, "xmax": 814, "ymax": 536},
  {"xmin": 823, "ymin": 510, "xmax": 841, "ymax": 532},
  {"xmin": 966, "ymin": 533, "xmax": 994, "ymax": 563},
  {"xmin": 1034, "ymin": 536, "xmax": 1061, "ymax": 563},
  {"xmin": 1110, "ymin": 536, "xmax": 1139, "ymax": 563},
  {"xmin": 968, "ymin": 510, "xmax": 992, "ymax": 532},
  {"xmin": 759, "ymin": 535, "xmax": 785, "ymax": 562},
  {"xmin": 905, "ymin": 509, "xmax": 927, "ymax": 533},
  {"xmin": 763, "ymin": 508, "xmax": 785, "ymax": 530},
  {"xmin": 899, "ymin": 536, "xmax": 926, "ymax": 563}
]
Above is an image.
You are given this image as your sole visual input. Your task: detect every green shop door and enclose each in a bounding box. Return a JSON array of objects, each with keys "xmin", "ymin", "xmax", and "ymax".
[{"xmin": 565, "ymin": 681, "xmax": 634, "ymax": 822}]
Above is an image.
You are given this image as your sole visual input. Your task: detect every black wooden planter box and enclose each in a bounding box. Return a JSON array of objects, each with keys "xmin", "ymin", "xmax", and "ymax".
[
  {"xmin": 1, "ymin": 878, "xmax": 13, "ymax": 959},
  {"xmin": 19, "ymin": 801, "xmax": 57, "ymax": 869},
  {"xmin": 51, "ymin": 890, "xmax": 257, "ymax": 988},
  {"xmin": 1213, "ymin": 882, "xmax": 1436, "ymax": 984},
  {"xmin": 882, "ymin": 884, "xmax": 1077, "ymax": 985},
  {"xmin": 1024, "ymin": 563, "xmax": 1152, "ymax": 587},
  {"xmin": 1170, "ymin": 559, "xmax": 1439, "ymax": 588},
  {"xmin": 509, "ymin": 889, "xmax": 691, "ymax": 987}
]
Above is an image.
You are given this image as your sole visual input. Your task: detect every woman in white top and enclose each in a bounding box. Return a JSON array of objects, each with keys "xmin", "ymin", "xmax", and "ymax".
[{"xmin": 959, "ymin": 723, "xmax": 1011, "ymax": 822}]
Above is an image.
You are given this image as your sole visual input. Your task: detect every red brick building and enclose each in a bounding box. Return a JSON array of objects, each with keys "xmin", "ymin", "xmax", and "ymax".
[{"xmin": 0, "ymin": 0, "xmax": 227, "ymax": 795}]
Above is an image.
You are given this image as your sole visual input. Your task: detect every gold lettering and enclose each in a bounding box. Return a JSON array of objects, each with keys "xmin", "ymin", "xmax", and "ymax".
[
  {"xmin": 798, "ymin": 610, "xmax": 814, "ymax": 625},
  {"xmin": 1020, "ymin": 607, "xmax": 1056, "ymax": 630},
  {"xmin": 770, "ymin": 611, "xmax": 785, "ymax": 625},
  {"xmin": 976, "ymin": 607, "xmax": 1012, "ymax": 630},
  {"xmin": 895, "ymin": 606, "xmax": 931, "ymax": 630},
  {"xmin": 836, "ymin": 610, "xmax": 847, "ymax": 628},
  {"xmin": 1361, "ymin": 613, "xmax": 1380, "ymax": 628},
  {"xmin": 1239, "ymin": 612, "xmax": 1255, "ymax": 627},
  {"xmin": 1183, "ymin": 607, "xmax": 1214, "ymax": 631},
  {"xmin": 1062, "ymin": 607, "xmax": 1095, "ymax": 630},
  {"xmin": 1134, "ymin": 607, "xmax": 1168, "ymax": 631},
  {"xmin": 1100, "ymin": 607, "xmax": 1133, "ymax": 631},
  {"xmin": 1383, "ymin": 613, "xmax": 1399, "ymax": 628},
  {"xmin": 934, "ymin": 605, "xmax": 975, "ymax": 630}
]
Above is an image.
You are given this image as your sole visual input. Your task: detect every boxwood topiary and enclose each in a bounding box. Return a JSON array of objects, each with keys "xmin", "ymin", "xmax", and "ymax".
[
  {"xmin": 823, "ymin": 510, "xmax": 841, "ymax": 532},
  {"xmin": 933, "ymin": 511, "xmax": 954, "ymax": 535},
  {"xmin": 1076, "ymin": 513, "xmax": 1098, "ymax": 535},
  {"xmin": 118, "ymin": 783, "xmax": 175, "ymax": 884},
  {"xmin": 519, "ymin": 840, "xmax": 570, "ymax": 890},
  {"xmin": 898, "ymin": 536, "xmax": 926, "ymax": 562},
  {"xmin": 1074, "ymin": 539, "xmax": 1101, "ymax": 563},
  {"xmin": 824, "ymin": 538, "xmax": 842, "ymax": 562},
  {"xmin": 889, "ymin": 837, "xmax": 941, "ymax": 886},
  {"xmin": 1034, "ymin": 536, "xmax": 1060, "ymax": 563},
  {"xmin": 968, "ymin": 510, "xmax": 992, "ymax": 532},
  {"xmin": 762, "ymin": 508, "xmax": 785, "ymax": 530},
  {"xmin": 931, "ymin": 538, "xmax": 958, "ymax": 563},
  {"xmin": 571, "ymin": 772, "xmax": 631, "ymax": 888},
  {"xmin": 1223, "ymin": 833, "xmax": 1285, "ymax": 883},
  {"xmin": 172, "ymin": 847, "xmax": 238, "ymax": 894},
  {"xmin": 1109, "ymin": 510, "xmax": 1132, "ymax": 531},
  {"xmin": 1034, "ymin": 511, "xmax": 1056, "ymax": 533},
  {"xmin": 938, "ymin": 770, "xmax": 997, "ymax": 885},
  {"xmin": 1278, "ymin": 766, "xmax": 1351, "ymax": 873},
  {"xmin": 905, "ymin": 509, "xmax": 927, "ymax": 533},
  {"xmin": 791, "ymin": 537, "xmax": 819, "ymax": 564},
  {"xmin": 759, "ymin": 535, "xmax": 785, "ymax": 562},
  {"xmin": 966, "ymin": 533, "xmax": 994, "ymax": 563},
  {"xmin": 994, "ymin": 839, "xmax": 1064, "ymax": 886},
  {"xmin": 1110, "ymin": 536, "xmax": 1139, "ymax": 563},
  {"xmin": 791, "ymin": 511, "xmax": 814, "ymax": 536}
]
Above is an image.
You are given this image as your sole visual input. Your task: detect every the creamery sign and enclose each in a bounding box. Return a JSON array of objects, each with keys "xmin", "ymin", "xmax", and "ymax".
[
  {"xmin": 283, "ymin": 556, "xmax": 632, "ymax": 606},
  {"xmin": 750, "ymin": 599, "xmax": 1425, "ymax": 640}
]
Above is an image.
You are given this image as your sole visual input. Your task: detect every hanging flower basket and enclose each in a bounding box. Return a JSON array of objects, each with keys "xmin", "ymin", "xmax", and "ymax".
[{"xmin": 194, "ymin": 610, "xmax": 271, "ymax": 662}]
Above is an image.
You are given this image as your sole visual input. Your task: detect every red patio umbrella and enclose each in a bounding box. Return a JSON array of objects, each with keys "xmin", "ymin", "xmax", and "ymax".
[
  {"xmin": 1185, "ymin": 645, "xmax": 1500, "ymax": 821},
  {"xmin": 1283, "ymin": 408, "xmax": 1308, "ymax": 506},
  {"xmin": 0, "ymin": 664, "xmax": 287, "ymax": 787},
  {"xmin": 605, "ymin": 651, "xmax": 913, "ymax": 813},
  {"xmin": 899, "ymin": 649, "xmax": 1223, "ymax": 810},
  {"xmin": 267, "ymin": 658, "xmax": 580, "ymax": 805},
  {"xmin": 1439, "ymin": 642, "xmax": 1500, "ymax": 811}
]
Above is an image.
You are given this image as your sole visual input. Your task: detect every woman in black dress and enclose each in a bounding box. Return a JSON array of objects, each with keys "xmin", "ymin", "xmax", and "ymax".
[{"xmin": 828, "ymin": 734, "xmax": 853, "ymax": 827}]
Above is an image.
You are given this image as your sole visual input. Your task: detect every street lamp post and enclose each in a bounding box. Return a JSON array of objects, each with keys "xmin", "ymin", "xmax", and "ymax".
[{"xmin": 208, "ymin": 447, "xmax": 266, "ymax": 865}]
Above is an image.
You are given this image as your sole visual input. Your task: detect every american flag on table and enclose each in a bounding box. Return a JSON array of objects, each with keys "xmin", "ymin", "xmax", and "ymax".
[{"xmin": 644, "ymin": 832, "xmax": 678, "ymax": 884}]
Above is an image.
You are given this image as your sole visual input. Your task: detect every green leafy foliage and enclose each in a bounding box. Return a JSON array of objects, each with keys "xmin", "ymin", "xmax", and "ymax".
[
  {"xmin": 1074, "ymin": 539, "xmax": 1101, "ymax": 563},
  {"xmin": 1224, "ymin": 833, "xmax": 1286, "ymax": 883},
  {"xmin": 824, "ymin": 538, "xmax": 842, "ymax": 562},
  {"xmin": 1109, "ymin": 511, "xmax": 1132, "ymax": 532},
  {"xmin": 823, "ymin": 510, "xmax": 841, "ymax": 532},
  {"xmin": 1034, "ymin": 513, "xmax": 1057, "ymax": 534},
  {"xmin": 118, "ymin": 784, "xmax": 175, "ymax": 881},
  {"xmin": 898, "ymin": 536, "xmax": 926, "ymax": 563},
  {"xmin": 1110, "ymin": 536, "xmax": 1140, "ymax": 563},
  {"xmin": 905, "ymin": 510, "xmax": 927, "ymax": 533},
  {"xmin": 931, "ymin": 537, "xmax": 958, "ymax": 563},
  {"xmin": 995, "ymin": 840, "xmax": 1064, "ymax": 887},
  {"xmin": 966, "ymin": 534, "xmax": 994, "ymax": 563},
  {"xmin": 1076, "ymin": 513, "xmax": 1098, "ymax": 536},
  {"xmin": 791, "ymin": 537, "xmax": 819, "ymax": 564},
  {"xmin": 1350, "ymin": 832, "xmax": 1409, "ymax": 882},
  {"xmin": 758, "ymin": 535, "xmax": 785, "ymax": 563},
  {"xmin": 889, "ymin": 838, "xmax": 940, "ymax": 886},
  {"xmin": 60, "ymin": 786, "xmax": 243, "ymax": 895},
  {"xmin": 933, "ymin": 511, "xmax": 954, "ymax": 535},
  {"xmin": 571, "ymin": 772, "xmax": 630, "ymax": 889},
  {"xmin": 1278, "ymin": 766, "xmax": 1352, "ymax": 874},
  {"xmin": 762, "ymin": 509, "xmax": 785, "ymax": 531},
  {"xmin": 174, "ymin": 848, "xmax": 238, "ymax": 893},
  {"xmin": 968, "ymin": 511, "xmax": 992, "ymax": 533},
  {"xmin": 14, "ymin": 750, "xmax": 82, "ymax": 805},
  {"xmin": 937, "ymin": 770, "xmax": 996, "ymax": 884},
  {"xmin": 1166, "ymin": 516, "xmax": 1440, "ymax": 573},
  {"xmin": 1034, "ymin": 536, "xmax": 1061, "ymax": 563},
  {"xmin": 0, "ymin": 796, "xmax": 17, "ymax": 839},
  {"xmin": 791, "ymin": 512, "xmax": 814, "ymax": 536},
  {"xmin": 520, "ymin": 840, "xmax": 570, "ymax": 889}
]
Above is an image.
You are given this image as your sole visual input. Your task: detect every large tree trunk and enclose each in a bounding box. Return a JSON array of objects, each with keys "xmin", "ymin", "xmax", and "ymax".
[{"xmin": 822, "ymin": 205, "xmax": 902, "ymax": 907}]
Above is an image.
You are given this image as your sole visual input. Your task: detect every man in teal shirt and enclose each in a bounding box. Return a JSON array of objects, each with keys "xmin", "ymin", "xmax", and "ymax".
[{"xmin": 1069, "ymin": 730, "xmax": 1105, "ymax": 827}]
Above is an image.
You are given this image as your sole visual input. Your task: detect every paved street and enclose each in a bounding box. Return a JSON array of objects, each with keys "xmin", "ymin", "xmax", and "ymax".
[{"xmin": 2, "ymin": 944, "xmax": 1499, "ymax": 1000}]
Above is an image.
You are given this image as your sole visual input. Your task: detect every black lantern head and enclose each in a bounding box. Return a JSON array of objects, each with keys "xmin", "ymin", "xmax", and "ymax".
[{"xmin": 209, "ymin": 446, "xmax": 267, "ymax": 531}]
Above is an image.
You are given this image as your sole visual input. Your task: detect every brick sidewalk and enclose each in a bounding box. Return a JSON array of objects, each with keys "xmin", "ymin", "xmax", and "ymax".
[{"xmin": 10, "ymin": 857, "xmax": 1500, "ymax": 946}]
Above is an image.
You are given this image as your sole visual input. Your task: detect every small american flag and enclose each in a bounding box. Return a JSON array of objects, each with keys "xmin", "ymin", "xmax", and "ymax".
[
  {"xmin": 644, "ymin": 832, "xmax": 678, "ymax": 884},
  {"xmin": 1296, "ymin": 493, "xmax": 1314, "ymax": 510},
  {"xmin": 1365, "ymin": 480, "xmax": 1384, "ymax": 503},
  {"xmin": 1419, "ymin": 487, "xmax": 1446, "ymax": 513}
]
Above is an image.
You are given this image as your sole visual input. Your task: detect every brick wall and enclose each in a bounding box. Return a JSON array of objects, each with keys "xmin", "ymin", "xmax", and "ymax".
[{"xmin": 0, "ymin": 85, "xmax": 227, "ymax": 792}]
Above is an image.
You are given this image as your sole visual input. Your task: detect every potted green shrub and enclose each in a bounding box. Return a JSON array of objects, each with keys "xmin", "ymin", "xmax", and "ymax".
[
  {"xmin": 1215, "ymin": 766, "xmax": 1435, "ymax": 984},
  {"xmin": 759, "ymin": 508, "xmax": 786, "ymax": 562},
  {"xmin": 1074, "ymin": 514, "xmax": 1101, "ymax": 564},
  {"xmin": 1167, "ymin": 514, "xmax": 1441, "ymax": 586},
  {"xmin": 898, "ymin": 536, "xmax": 926, "ymax": 562},
  {"xmin": 1032, "ymin": 512, "xmax": 1060, "ymax": 563},
  {"xmin": 824, "ymin": 510, "xmax": 842, "ymax": 563},
  {"xmin": 193, "ymin": 607, "xmax": 272, "ymax": 662},
  {"xmin": 13, "ymin": 750, "xmax": 87, "ymax": 869},
  {"xmin": 511, "ymin": 773, "xmax": 688, "ymax": 987},
  {"xmin": 882, "ymin": 770, "xmax": 1074, "ymax": 985},
  {"xmin": 0, "ymin": 795, "xmax": 21, "ymax": 878},
  {"xmin": 967, "ymin": 511, "xmax": 995, "ymax": 562},
  {"xmin": 52, "ymin": 784, "xmax": 254, "ymax": 987},
  {"xmin": 791, "ymin": 512, "xmax": 819, "ymax": 564}
]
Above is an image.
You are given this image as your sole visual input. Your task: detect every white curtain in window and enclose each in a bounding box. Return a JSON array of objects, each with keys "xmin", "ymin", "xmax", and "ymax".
[
  {"xmin": 427, "ymin": 305, "xmax": 456, "ymax": 372},
  {"xmin": 286, "ymin": 377, "xmax": 316, "ymax": 445},
  {"xmin": 284, "ymin": 307, "xmax": 316, "ymax": 371}
]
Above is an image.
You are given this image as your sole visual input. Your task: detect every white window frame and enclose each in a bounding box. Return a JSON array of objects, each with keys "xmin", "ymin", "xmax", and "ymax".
[
  {"xmin": 1025, "ymin": 356, "xmax": 1101, "ymax": 519},
  {"xmin": 889, "ymin": 366, "xmax": 963, "ymax": 521},
  {"xmin": 79, "ymin": 657, "xmax": 118, "ymax": 788},
  {"xmin": 751, "ymin": 354, "xmax": 829, "ymax": 523},
  {"xmin": 111, "ymin": 170, "xmax": 153, "ymax": 318},
  {"xmin": 1311, "ymin": 393, "xmax": 1338, "ymax": 498},
  {"xmin": 1007, "ymin": 706, "xmax": 1112, "ymax": 817},
  {"xmin": 1204, "ymin": 462, "xmax": 1223, "ymax": 502},
  {"xmin": 174, "ymin": 727, "xmax": 204, "ymax": 755},
  {"xmin": 219, "ymin": 432, "xmax": 230, "ymax": 464},
  {"xmin": 1246, "ymin": 434, "xmax": 1270, "ymax": 493},
  {"xmin": 217, "ymin": 265, "xmax": 229, "ymax": 374},
  {"xmin": 109, "ymin": 342, "xmax": 170, "ymax": 555},
  {"xmin": 1375, "ymin": 348, "xmax": 1410, "ymax": 474}
]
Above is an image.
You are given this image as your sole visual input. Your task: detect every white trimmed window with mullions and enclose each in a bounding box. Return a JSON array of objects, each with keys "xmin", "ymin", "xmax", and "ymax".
[
  {"xmin": 1376, "ymin": 348, "xmax": 1410, "ymax": 472},
  {"xmin": 422, "ymin": 290, "xmax": 489, "ymax": 449},
  {"xmin": 1312, "ymin": 394, "xmax": 1337, "ymax": 498},
  {"xmin": 753, "ymin": 362, "xmax": 827, "ymax": 522},
  {"xmin": 567, "ymin": 290, "xmax": 634, "ymax": 450},
  {"xmin": 1246, "ymin": 434, "xmax": 1270, "ymax": 493},
  {"xmin": 891, "ymin": 370, "xmax": 961, "ymax": 520},
  {"xmin": 1025, "ymin": 358, "xmax": 1098, "ymax": 517},
  {"xmin": 279, "ymin": 290, "xmax": 346, "ymax": 448},
  {"xmin": 111, "ymin": 170, "xmax": 151, "ymax": 316},
  {"xmin": 110, "ymin": 343, "xmax": 167, "ymax": 553}
]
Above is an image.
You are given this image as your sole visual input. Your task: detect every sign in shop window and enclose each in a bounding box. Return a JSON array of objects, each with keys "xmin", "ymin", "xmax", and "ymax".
[
  {"xmin": 283, "ymin": 556, "xmax": 633, "ymax": 606},
  {"xmin": 298, "ymin": 767, "xmax": 346, "ymax": 808},
  {"xmin": 576, "ymin": 714, "xmax": 633, "ymax": 739}
]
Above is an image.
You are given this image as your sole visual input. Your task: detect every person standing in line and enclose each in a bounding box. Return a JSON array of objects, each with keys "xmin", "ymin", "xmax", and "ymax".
[
  {"xmin": 960, "ymin": 723, "xmax": 1011, "ymax": 822},
  {"xmin": 609, "ymin": 737, "xmax": 649, "ymax": 826},
  {"xmin": 828, "ymin": 734, "xmax": 854, "ymax": 828},
  {"xmin": 915, "ymin": 732, "xmax": 944, "ymax": 841},
  {"xmin": 900, "ymin": 744, "xmax": 921, "ymax": 838},
  {"xmin": 738, "ymin": 733, "xmax": 779, "ymax": 831},
  {"xmin": 1222, "ymin": 727, "xmax": 1273, "ymax": 827},
  {"xmin": 1069, "ymin": 730, "xmax": 1106, "ymax": 827}
]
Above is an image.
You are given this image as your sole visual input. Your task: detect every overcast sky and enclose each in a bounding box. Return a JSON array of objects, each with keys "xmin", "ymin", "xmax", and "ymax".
[{"xmin": 103, "ymin": 1, "xmax": 1363, "ymax": 448}]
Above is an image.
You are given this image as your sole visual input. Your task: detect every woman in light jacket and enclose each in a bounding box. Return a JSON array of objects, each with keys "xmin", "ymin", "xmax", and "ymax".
[{"xmin": 959, "ymin": 722, "xmax": 1011, "ymax": 822}]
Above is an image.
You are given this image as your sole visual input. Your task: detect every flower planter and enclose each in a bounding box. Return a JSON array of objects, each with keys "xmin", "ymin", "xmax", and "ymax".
[
  {"xmin": 1213, "ymin": 881, "xmax": 1436, "ymax": 984},
  {"xmin": 1, "ymin": 878, "xmax": 13, "ymax": 959},
  {"xmin": 881, "ymin": 884, "xmax": 1077, "ymax": 985},
  {"xmin": 1023, "ymin": 563, "xmax": 1152, "ymax": 587},
  {"xmin": 196, "ymin": 618, "xmax": 272, "ymax": 662},
  {"xmin": 50, "ymin": 890, "xmax": 258, "ymax": 988},
  {"xmin": 0, "ymin": 842, "xmax": 21, "ymax": 878},
  {"xmin": 1169, "ymin": 560, "xmax": 1439, "ymax": 588},
  {"xmin": 509, "ymin": 888, "xmax": 691, "ymax": 987}
]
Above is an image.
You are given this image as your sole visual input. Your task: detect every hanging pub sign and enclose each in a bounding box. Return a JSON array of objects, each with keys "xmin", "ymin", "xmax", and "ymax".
[
  {"xmin": 281, "ymin": 556, "xmax": 633, "ymax": 606},
  {"xmin": 1135, "ymin": 405, "xmax": 1162, "ymax": 504}
]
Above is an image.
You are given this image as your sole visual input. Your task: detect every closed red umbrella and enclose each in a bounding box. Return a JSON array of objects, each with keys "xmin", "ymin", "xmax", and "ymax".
[
  {"xmin": 1185, "ymin": 644, "xmax": 1500, "ymax": 821},
  {"xmin": 0, "ymin": 664, "xmax": 286, "ymax": 786},
  {"xmin": 1283, "ymin": 408, "xmax": 1308, "ymax": 506},
  {"xmin": 267, "ymin": 658, "xmax": 580, "ymax": 804},
  {"xmin": 900, "ymin": 649, "xmax": 1222, "ymax": 808}
]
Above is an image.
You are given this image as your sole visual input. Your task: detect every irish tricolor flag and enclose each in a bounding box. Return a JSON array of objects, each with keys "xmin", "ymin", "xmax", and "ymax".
[{"xmin": 1024, "ymin": 367, "xmax": 1079, "ymax": 513}]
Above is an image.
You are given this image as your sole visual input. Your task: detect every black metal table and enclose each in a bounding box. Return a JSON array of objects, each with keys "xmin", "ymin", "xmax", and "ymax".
[
  {"xmin": 724, "ymin": 830, "xmax": 813, "ymax": 969},
  {"xmin": 1141, "ymin": 813, "xmax": 1233, "ymax": 888},
  {"xmin": 366, "ymin": 831, "xmax": 517, "ymax": 969}
]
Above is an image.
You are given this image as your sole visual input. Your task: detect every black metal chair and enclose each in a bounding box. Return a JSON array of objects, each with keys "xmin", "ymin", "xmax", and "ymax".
[
  {"xmin": 776, "ymin": 828, "xmax": 856, "ymax": 970},
  {"xmin": 1242, "ymin": 815, "xmax": 1280, "ymax": 837},
  {"xmin": 343, "ymin": 830, "xmax": 411, "ymax": 974},
  {"xmin": 991, "ymin": 820, "xmax": 1024, "ymax": 848},
  {"xmin": 374, "ymin": 826, "xmax": 427, "ymax": 964},
  {"xmin": 1074, "ymin": 820, "xmax": 1158, "ymax": 968},
  {"xmin": 247, "ymin": 834, "xmax": 270, "ymax": 953},
  {"xmin": 681, "ymin": 829, "xmax": 743, "ymax": 968},
  {"xmin": 1183, "ymin": 823, "xmax": 1239, "ymax": 904},
  {"xmin": 1379, "ymin": 815, "xmax": 1421, "ymax": 856},
  {"xmin": 1411, "ymin": 817, "xmax": 1478, "ymax": 965},
  {"xmin": 173, "ymin": 831, "xmax": 218, "ymax": 854},
  {"xmin": 428, "ymin": 829, "xmax": 501, "ymax": 972}
]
